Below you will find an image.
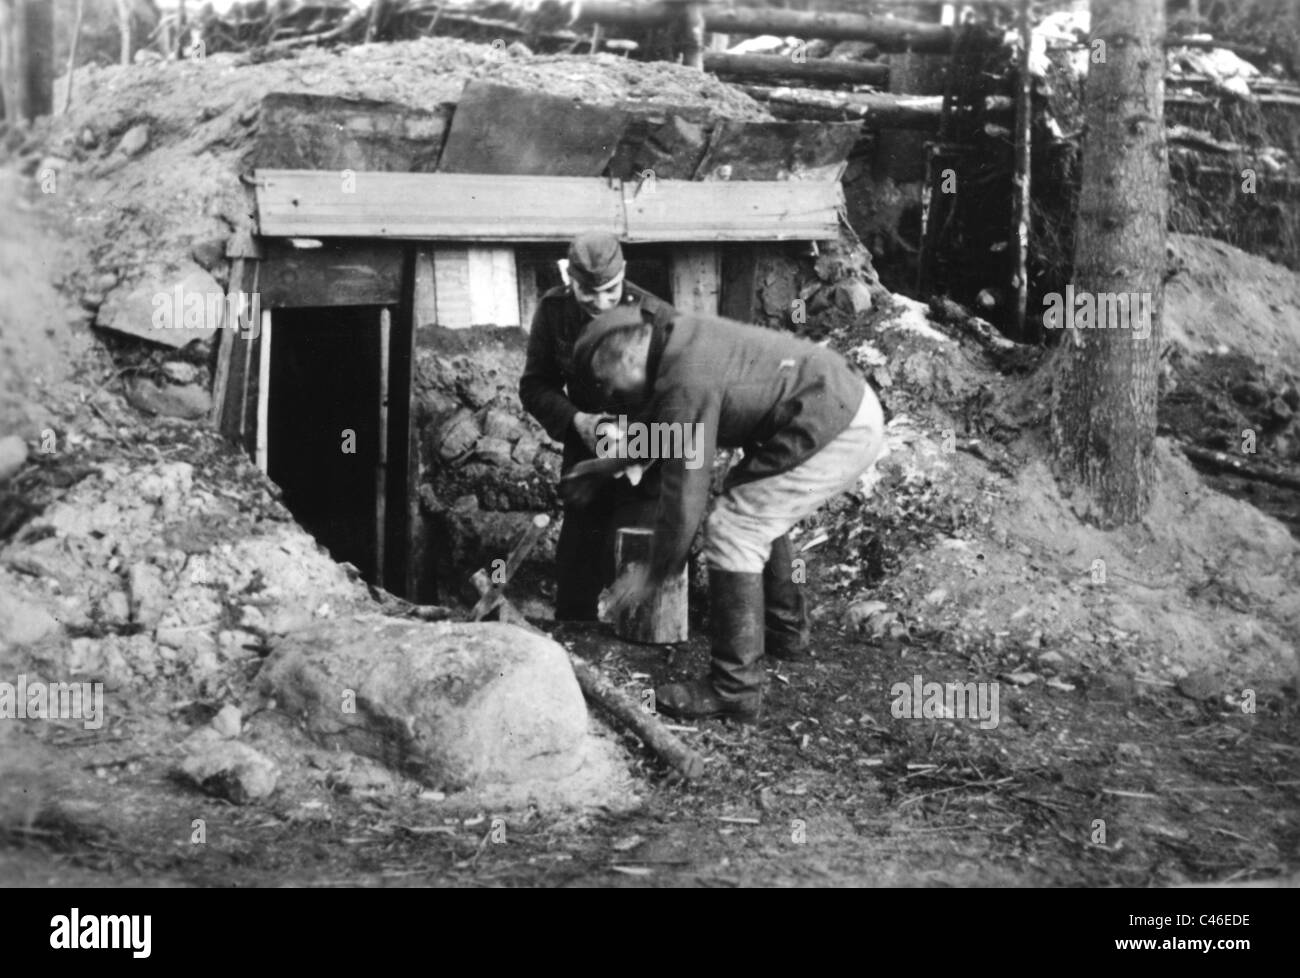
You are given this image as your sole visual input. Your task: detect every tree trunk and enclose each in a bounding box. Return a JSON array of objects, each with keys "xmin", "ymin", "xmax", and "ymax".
[
  {"xmin": 116, "ymin": 0, "xmax": 131, "ymax": 66},
  {"xmin": 1050, "ymin": 0, "xmax": 1167, "ymax": 527}
]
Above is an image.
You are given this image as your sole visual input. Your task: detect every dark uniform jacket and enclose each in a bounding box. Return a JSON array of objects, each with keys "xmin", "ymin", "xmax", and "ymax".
[
  {"xmin": 520, "ymin": 282, "xmax": 675, "ymax": 472},
  {"xmin": 632, "ymin": 313, "xmax": 868, "ymax": 580}
]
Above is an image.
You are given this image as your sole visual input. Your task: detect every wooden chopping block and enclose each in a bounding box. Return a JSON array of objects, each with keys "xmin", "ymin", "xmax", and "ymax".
[{"xmin": 611, "ymin": 527, "xmax": 688, "ymax": 644}]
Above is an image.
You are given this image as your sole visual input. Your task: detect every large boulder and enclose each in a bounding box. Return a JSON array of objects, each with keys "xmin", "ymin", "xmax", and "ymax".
[{"xmin": 260, "ymin": 618, "xmax": 590, "ymax": 792}]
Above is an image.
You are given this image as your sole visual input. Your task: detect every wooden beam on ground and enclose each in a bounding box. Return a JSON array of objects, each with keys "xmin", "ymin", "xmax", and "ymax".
[
  {"xmin": 254, "ymin": 170, "xmax": 842, "ymax": 242},
  {"xmin": 568, "ymin": 655, "xmax": 705, "ymax": 779},
  {"xmin": 703, "ymin": 51, "xmax": 889, "ymax": 88},
  {"xmin": 572, "ymin": 1, "xmax": 992, "ymax": 52}
]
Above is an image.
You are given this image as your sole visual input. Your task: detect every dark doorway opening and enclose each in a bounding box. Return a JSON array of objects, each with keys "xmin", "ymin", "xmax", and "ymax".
[{"xmin": 267, "ymin": 305, "xmax": 412, "ymax": 594}]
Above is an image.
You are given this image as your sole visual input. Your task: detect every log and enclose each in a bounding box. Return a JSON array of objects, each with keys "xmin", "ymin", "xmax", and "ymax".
[
  {"xmin": 611, "ymin": 528, "xmax": 688, "ymax": 644},
  {"xmin": 703, "ymin": 51, "xmax": 889, "ymax": 87},
  {"xmin": 1180, "ymin": 445, "xmax": 1300, "ymax": 492},
  {"xmin": 572, "ymin": 1, "xmax": 994, "ymax": 53},
  {"xmin": 741, "ymin": 85, "xmax": 944, "ymax": 130},
  {"xmin": 568, "ymin": 655, "xmax": 705, "ymax": 779}
]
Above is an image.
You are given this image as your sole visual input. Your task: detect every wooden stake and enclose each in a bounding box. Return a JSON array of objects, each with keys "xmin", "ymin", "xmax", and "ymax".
[{"xmin": 63, "ymin": 0, "xmax": 85, "ymax": 114}]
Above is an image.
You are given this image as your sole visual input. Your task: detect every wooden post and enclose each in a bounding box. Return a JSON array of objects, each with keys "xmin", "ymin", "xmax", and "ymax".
[
  {"xmin": 1010, "ymin": 0, "xmax": 1032, "ymax": 339},
  {"xmin": 63, "ymin": 0, "xmax": 84, "ymax": 113},
  {"xmin": 375, "ymin": 307, "xmax": 391, "ymax": 590},
  {"xmin": 254, "ymin": 309, "xmax": 272, "ymax": 473},
  {"xmin": 612, "ymin": 528, "xmax": 688, "ymax": 644},
  {"xmin": 680, "ymin": 2, "xmax": 705, "ymax": 69}
]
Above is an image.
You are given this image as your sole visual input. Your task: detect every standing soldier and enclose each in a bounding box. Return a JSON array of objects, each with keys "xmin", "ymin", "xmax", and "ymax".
[
  {"xmin": 572, "ymin": 305, "xmax": 885, "ymax": 723},
  {"xmin": 519, "ymin": 232, "xmax": 675, "ymax": 620}
]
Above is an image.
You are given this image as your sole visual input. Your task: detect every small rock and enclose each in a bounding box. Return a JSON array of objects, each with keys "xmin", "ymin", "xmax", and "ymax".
[
  {"xmin": 189, "ymin": 236, "xmax": 227, "ymax": 272},
  {"xmin": 1266, "ymin": 397, "xmax": 1293, "ymax": 423},
  {"xmin": 511, "ymin": 436, "xmax": 540, "ymax": 466},
  {"xmin": 924, "ymin": 587, "xmax": 948, "ymax": 607},
  {"xmin": 472, "ymin": 436, "xmax": 514, "ymax": 468},
  {"xmin": 179, "ymin": 729, "xmax": 278, "ymax": 804},
  {"xmin": 126, "ymin": 380, "xmax": 212, "ymax": 420},
  {"xmin": 845, "ymin": 599, "xmax": 887, "ymax": 631},
  {"xmin": 1037, "ymin": 650, "xmax": 1065, "ymax": 669},
  {"xmin": 211, "ymin": 704, "xmax": 242, "ymax": 739},
  {"xmin": 117, "ymin": 123, "xmax": 150, "ymax": 157},
  {"xmin": 1176, "ymin": 671, "xmax": 1219, "ymax": 701},
  {"xmin": 0, "ymin": 590, "xmax": 60, "ymax": 650},
  {"xmin": 161, "ymin": 361, "xmax": 200, "ymax": 385},
  {"xmin": 94, "ymin": 272, "xmax": 119, "ymax": 292},
  {"xmin": 0, "ymin": 434, "xmax": 28, "ymax": 482},
  {"xmin": 1006, "ymin": 671, "xmax": 1040, "ymax": 686},
  {"xmin": 78, "ymin": 127, "xmax": 97, "ymax": 148},
  {"xmin": 128, "ymin": 562, "xmax": 169, "ymax": 628},
  {"xmin": 831, "ymin": 278, "xmax": 874, "ymax": 316}
]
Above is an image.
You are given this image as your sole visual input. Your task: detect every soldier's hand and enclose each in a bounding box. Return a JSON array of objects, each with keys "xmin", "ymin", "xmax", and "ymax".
[{"xmin": 572, "ymin": 412, "xmax": 604, "ymax": 453}]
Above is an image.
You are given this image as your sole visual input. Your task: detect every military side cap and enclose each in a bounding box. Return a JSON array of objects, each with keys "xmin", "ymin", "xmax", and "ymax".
[
  {"xmin": 573, "ymin": 304, "xmax": 646, "ymax": 376},
  {"xmin": 567, "ymin": 231, "xmax": 626, "ymax": 290}
]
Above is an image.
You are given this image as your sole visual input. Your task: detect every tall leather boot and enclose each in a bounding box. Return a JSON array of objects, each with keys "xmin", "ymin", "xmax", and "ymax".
[
  {"xmin": 764, "ymin": 534, "xmax": 810, "ymax": 661},
  {"xmin": 656, "ymin": 569, "xmax": 764, "ymax": 724}
]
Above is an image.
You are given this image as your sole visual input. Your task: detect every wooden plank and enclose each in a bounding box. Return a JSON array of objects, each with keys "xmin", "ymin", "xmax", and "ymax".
[
  {"xmin": 256, "ymin": 92, "xmax": 451, "ymax": 172},
  {"xmin": 467, "ymin": 248, "xmax": 520, "ymax": 327},
  {"xmin": 695, "ymin": 119, "xmax": 860, "ymax": 181},
  {"xmin": 609, "ymin": 104, "xmax": 715, "ymax": 181},
  {"xmin": 669, "ymin": 245, "xmax": 720, "ymax": 316},
  {"xmin": 215, "ymin": 260, "xmax": 260, "ymax": 444},
  {"xmin": 375, "ymin": 308, "xmax": 390, "ymax": 590},
  {"xmin": 516, "ymin": 252, "xmax": 543, "ymax": 333},
  {"xmin": 718, "ymin": 245, "xmax": 758, "ymax": 323},
  {"xmin": 259, "ymin": 239, "xmax": 407, "ymax": 307},
  {"xmin": 438, "ymin": 81, "xmax": 630, "ymax": 176},
  {"xmin": 431, "ymin": 247, "xmax": 471, "ymax": 328},
  {"xmin": 256, "ymin": 171, "xmax": 841, "ymax": 242},
  {"xmin": 412, "ymin": 247, "xmax": 437, "ymax": 330},
  {"xmin": 623, "ymin": 180, "xmax": 842, "ymax": 242},
  {"xmin": 255, "ymin": 310, "xmax": 272, "ymax": 473},
  {"xmin": 255, "ymin": 170, "xmax": 625, "ymax": 240}
]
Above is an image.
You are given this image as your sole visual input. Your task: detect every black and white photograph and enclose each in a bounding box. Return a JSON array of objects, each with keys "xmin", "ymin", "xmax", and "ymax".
[{"xmin": 0, "ymin": 0, "xmax": 1296, "ymax": 918}]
